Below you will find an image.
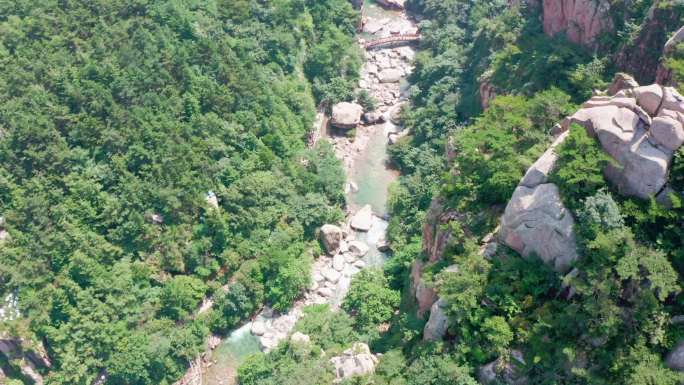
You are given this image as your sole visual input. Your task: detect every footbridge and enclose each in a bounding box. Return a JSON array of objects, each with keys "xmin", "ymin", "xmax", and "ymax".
[{"xmin": 363, "ymin": 34, "xmax": 421, "ymax": 50}]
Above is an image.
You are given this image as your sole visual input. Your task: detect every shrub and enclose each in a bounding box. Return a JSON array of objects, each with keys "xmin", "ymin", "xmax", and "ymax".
[{"xmin": 343, "ymin": 269, "xmax": 401, "ymax": 329}]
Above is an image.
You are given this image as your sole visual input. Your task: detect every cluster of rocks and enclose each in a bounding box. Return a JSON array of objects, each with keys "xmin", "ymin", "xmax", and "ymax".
[
  {"xmin": 500, "ymin": 77, "xmax": 684, "ymax": 276},
  {"xmin": 327, "ymin": 12, "xmax": 416, "ymax": 174},
  {"xmin": 330, "ymin": 342, "xmax": 379, "ymax": 382},
  {"xmin": 250, "ymin": 205, "xmax": 380, "ymax": 352}
]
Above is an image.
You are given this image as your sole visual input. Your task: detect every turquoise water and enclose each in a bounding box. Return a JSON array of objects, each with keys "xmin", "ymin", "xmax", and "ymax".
[
  {"xmin": 348, "ymin": 122, "xmax": 399, "ymax": 216},
  {"xmin": 203, "ymin": 323, "xmax": 261, "ymax": 385}
]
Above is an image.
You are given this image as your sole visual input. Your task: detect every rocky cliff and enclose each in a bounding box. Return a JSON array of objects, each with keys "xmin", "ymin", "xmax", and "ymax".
[
  {"xmin": 541, "ymin": 0, "xmax": 613, "ymax": 49},
  {"xmin": 416, "ymin": 75, "xmax": 684, "ymax": 346},
  {"xmin": 615, "ymin": 2, "xmax": 684, "ymax": 84}
]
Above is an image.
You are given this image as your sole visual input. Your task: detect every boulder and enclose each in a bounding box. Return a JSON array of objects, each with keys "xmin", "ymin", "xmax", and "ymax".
[
  {"xmin": 363, "ymin": 112, "xmax": 385, "ymax": 125},
  {"xmin": 658, "ymin": 86, "xmax": 684, "ymax": 125},
  {"xmin": 317, "ymin": 287, "xmax": 334, "ymax": 297},
  {"xmin": 607, "ymin": 73, "xmax": 639, "ymax": 96},
  {"xmin": 633, "ymin": 84, "xmax": 664, "ymax": 116},
  {"xmin": 333, "ymin": 254, "xmax": 345, "ymax": 272},
  {"xmin": 667, "ymin": 341, "xmax": 684, "ymax": 371},
  {"xmin": 330, "ymin": 343, "xmax": 378, "ymax": 381},
  {"xmin": 542, "ymin": 0, "xmax": 613, "ymax": 48},
  {"xmin": 351, "ymin": 204, "xmax": 373, "ymax": 232},
  {"xmin": 499, "ymin": 184, "xmax": 578, "ymax": 273},
  {"xmin": 423, "ymin": 298, "xmax": 449, "ymax": 341},
  {"xmin": 378, "ymin": 68, "xmax": 403, "ymax": 83},
  {"xmin": 322, "ymin": 268, "xmax": 342, "ymax": 284},
  {"xmin": 348, "ymin": 240, "xmax": 370, "ymax": 257},
  {"xmin": 520, "ymin": 130, "xmax": 569, "ymax": 188},
  {"xmin": 290, "ymin": 332, "xmax": 310, "ymax": 345},
  {"xmin": 321, "ymin": 224, "xmax": 344, "ymax": 255},
  {"xmin": 650, "ymin": 117, "xmax": 684, "ymax": 151},
  {"xmin": 604, "ymin": 135, "xmax": 670, "ymax": 199},
  {"xmin": 331, "ymin": 102, "xmax": 363, "ymax": 129},
  {"xmin": 478, "ymin": 350, "xmax": 528, "ymax": 385}
]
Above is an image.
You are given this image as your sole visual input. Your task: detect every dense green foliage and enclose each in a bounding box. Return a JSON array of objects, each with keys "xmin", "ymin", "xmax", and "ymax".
[
  {"xmin": 0, "ymin": 0, "xmax": 359, "ymax": 383},
  {"xmin": 379, "ymin": 1, "xmax": 684, "ymax": 385}
]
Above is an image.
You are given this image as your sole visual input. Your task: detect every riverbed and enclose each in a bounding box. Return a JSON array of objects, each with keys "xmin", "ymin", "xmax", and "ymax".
[{"xmin": 199, "ymin": 2, "xmax": 417, "ymax": 384}]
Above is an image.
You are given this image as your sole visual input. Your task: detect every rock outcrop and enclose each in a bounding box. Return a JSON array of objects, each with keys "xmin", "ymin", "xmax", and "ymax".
[
  {"xmin": 331, "ymin": 102, "xmax": 363, "ymax": 129},
  {"xmin": 616, "ymin": 1, "xmax": 684, "ymax": 84},
  {"xmin": 565, "ymin": 84, "xmax": 684, "ymax": 199},
  {"xmin": 500, "ymin": 183, "xmax": 578, "ymax": 273},
  {"xmin": 542, "ymin": 0, "xmax": 613, "ymax": 48},
  {"xmin": 330, "ymin": 343, "xmax": 378, "ymax": 382}
]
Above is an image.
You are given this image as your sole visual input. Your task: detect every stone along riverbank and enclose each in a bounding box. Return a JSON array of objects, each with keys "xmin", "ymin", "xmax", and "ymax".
[{"xmin": 176, "ymin": 3, "xmax": 420, "ymax": 385}]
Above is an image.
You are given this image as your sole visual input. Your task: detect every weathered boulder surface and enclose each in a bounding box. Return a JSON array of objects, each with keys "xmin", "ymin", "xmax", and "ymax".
[
  {"xmin": 478, "ymin": 350, "xmax": 528, "ymax": 385},
  {"xmin": 667, "ymin": 340, "xmax": 684, "ymax": 371},
  {"xmin": 351, "ymin": 204, "xmax": 373, "ymax": 232},
  {"xmin": 331, "ymin": 102, "xmax": 363, "ymax": 129},
  {"xmin": 330, "ymin": 343, "xmax": 378, "ymax": 381},
  {"xmin": 542, "ymin": 0, "xmax": 613, "ymax": 48},
  {"xmin": 321, "ymin": 224, "xmax": 344, "ymax": 255},
  {"xmin": 500, "ymin": 184, "xmax": 578, "ymax": 273}
]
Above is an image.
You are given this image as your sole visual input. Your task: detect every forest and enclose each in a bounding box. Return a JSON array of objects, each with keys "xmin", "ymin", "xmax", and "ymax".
[{"xmin": 0, "ymin": 0, "xmax": 360, "ymax": 384}]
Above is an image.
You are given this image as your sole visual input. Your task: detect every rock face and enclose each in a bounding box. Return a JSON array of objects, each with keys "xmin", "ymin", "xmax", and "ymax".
[
  {"xmin": 331, "ymin": 102, "xmax": 363, "ymax": 129},
  {"xmin": 330, "ymin": 343, "xmax": 379, "ymax": 381},
  {"xmin": 500, "ymin": 183, "xmax": 578, "ymax": 274},
  {"xmin": 542, "ymin": 0, "xmax": 613, "ymax": 48},
  {"xmin": 321, "ymin": 224, "xmax": 344, "ymax": 255},
  {"xmin": 658, "ymin": 26, "xmax": 684, "ymax": 86},
  {"xmin": 423, "ymin": 298, "xmax": 449, "ymax": 341},
  {"xmin": 666, "ymin": 340, "xmax": 684, "ymax": 371},
  {"xmin": 617, "ymin": 2, "xmax": 684, "ymax": 84}
]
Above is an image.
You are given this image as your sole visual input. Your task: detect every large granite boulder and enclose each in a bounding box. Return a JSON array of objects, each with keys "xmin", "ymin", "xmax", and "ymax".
[
  {"xmin": 320, "ymin": 224, "xmax": 344, "ymax": 255},
  {"xmin": 500, "ymin": 184, "xmax": 578, "ymax": 274},
  {"xmin": 520, "ymin": 131, "xmax": 569, "ymax": 188},
  {"xmin": 350, "ymin": 205, "xmax": 373, "ymax": 232},
  {"xmin": 330, "ymin": 343, "xmax": 378, "ymax": 381},
  {"xmin": 331, "ymin": 102, "xmax": 363, "ymax": 129},
  {"xmin": 565, "ymin": 85, "xmax": 684, "ymax": 199},
  {"xmin": 423, "ymin": 298, "xmax": 449, "ymax": 341},
  {"xmin": 607, "ymin": 73, "xmax": 639, "ymax": 96}
]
